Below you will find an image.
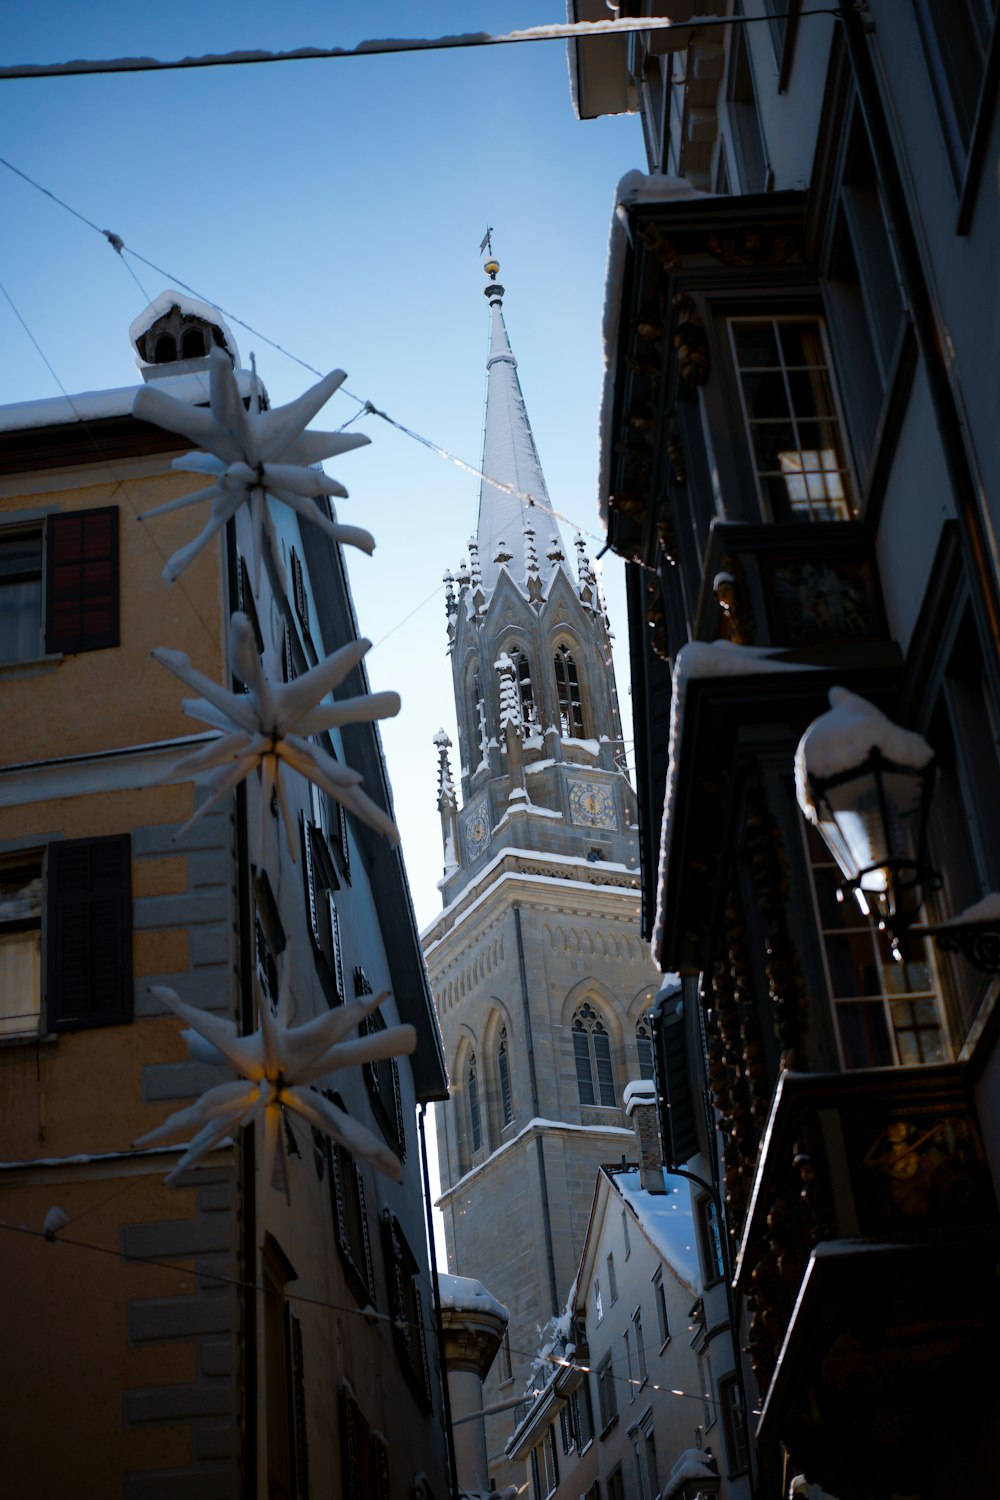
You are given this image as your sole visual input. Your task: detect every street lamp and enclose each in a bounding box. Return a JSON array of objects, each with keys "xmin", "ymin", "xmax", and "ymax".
[
  {"xmin": 795, "ymin": 688, "xmax": 938, "ymax": 929},
  {"xmin": 795, "ymin": 687, "xmax": 1000, "ymax": 972}
]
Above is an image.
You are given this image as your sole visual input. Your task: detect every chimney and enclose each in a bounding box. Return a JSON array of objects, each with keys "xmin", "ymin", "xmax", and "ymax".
[{"xmin": 624, "ymin": 1079, "xmax": 665, "ymax": 1194}]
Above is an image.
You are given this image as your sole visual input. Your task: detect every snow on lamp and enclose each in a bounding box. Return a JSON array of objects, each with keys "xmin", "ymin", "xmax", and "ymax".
[
  {"xmin": 794, "ymin": 687, "xmax": 938, "ymax": 930},
  {"xmin": 133, "ymin": 345, "xmax": 374, "ymax": 591}
]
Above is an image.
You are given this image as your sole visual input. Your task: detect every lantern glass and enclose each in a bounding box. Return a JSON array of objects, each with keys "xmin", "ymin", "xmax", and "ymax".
[{"xmin": 811, "ymin": 755, "xmax": 934, "ymax": 923}]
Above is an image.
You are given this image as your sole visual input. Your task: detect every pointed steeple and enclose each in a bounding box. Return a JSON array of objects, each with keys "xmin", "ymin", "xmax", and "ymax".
[{"xmin": 476, "ymin": 259, "xmax": 565, "ymax": 592}]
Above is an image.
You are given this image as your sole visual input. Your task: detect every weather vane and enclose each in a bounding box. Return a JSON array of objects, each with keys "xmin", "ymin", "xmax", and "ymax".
[{"xmin": 479, "ymin": 225, "xmax": 494, "ymax": 256}]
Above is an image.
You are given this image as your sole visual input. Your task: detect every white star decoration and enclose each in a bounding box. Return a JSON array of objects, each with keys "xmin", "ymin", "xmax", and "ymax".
[
  {"xmin": 135, "ymin": 963, "xmax": 414, "ymax": 1188},
  {"xmin": 134, "ymin": 345, "xmax": 374, "ymax": 589},
  {"xmin": 155, "ymin": 611, "xmax": 401, "ymax": 855}
]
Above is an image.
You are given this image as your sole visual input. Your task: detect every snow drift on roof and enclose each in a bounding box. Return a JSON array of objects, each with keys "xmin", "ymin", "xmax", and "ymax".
[{"xmin": 129, "ymin": 289, "xmax": 240, "ymax": 368}]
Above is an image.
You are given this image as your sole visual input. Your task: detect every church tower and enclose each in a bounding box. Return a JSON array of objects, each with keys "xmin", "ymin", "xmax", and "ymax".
[{"xmin": 423, "ymin": 259, "xmax": 660, "ymax": 1482}]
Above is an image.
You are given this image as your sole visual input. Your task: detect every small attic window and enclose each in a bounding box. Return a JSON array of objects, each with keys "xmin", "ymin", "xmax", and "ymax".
[
  {"xmin": 181, "ymin": 327, "xmax": 205, "ymax": 359},
  {"xmin": 153, "ymin": 333, "xmax": 177, "ymax": 363},
  {"xmin": 137, "ymin": 304, "xmax": 230, "ymax": 368}
]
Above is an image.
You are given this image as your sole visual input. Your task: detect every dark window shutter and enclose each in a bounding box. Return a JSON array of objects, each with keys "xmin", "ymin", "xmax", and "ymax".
[
  {"xmin": 652, "ymin": 986, "xmax": 699, "ymax": 1168},
  {"xmin": 45, "ymin": 507, "xmax": 119, "ymax": 654},
  {"xmin": 47, "ymin": 834, "xmax": 132, "ymax": 1031}
]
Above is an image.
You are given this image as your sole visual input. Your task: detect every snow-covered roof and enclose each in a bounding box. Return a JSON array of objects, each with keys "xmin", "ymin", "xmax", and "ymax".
[
  {"xmin": 614, "ymin": 1167, "xmax": 699, "ymax": 1289},
  {"xmin": 437, "ymin": 1272, "xmax": 509, "ymax": 1322},
  {"xmin": 622, "ymin": 1078, "xmax": 656, "ymax": 1115},
  {"xmin": 475, "ymin": 280, "xmax": 565, "ymax": 592},
  {"xmin": 598, "ymin": 171, "xmax": 710, "ymax": 527},
  {"xmin": 795, "ymin": 686, "xmax": 934, "ymax": 819},
  {"xmin": 0, "ymin": 368, "xmax": 255, "ymax": 436},
  {"xmin": 129, "ymin": 289, "xmax": 240, "ymax": 368}
]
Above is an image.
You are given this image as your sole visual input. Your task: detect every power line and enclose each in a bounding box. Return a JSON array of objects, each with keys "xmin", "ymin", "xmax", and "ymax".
[{"xmin": 0, "ymin": 13, "xmax": 840, "ymax": 83}]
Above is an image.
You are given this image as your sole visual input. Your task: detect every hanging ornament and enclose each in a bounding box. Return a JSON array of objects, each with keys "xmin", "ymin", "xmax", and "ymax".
[
  {"xmin": 134, "ymin": 346, "xmax": 374, "ymax": 590},
  {"xmin": 134, "ymin": 962, "xmax": 414, "ymax": 1189},
  {"xmin": 154, "ymin": 612, "xmax": 401, "ymax": 855}
]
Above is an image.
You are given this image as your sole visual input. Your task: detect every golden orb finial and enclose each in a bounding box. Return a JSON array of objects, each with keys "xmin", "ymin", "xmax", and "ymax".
[{"xmin": 484, "ymin": 258, "xmax": 500, "ymax": 280}]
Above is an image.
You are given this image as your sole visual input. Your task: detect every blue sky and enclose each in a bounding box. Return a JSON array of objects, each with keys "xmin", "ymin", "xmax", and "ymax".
[{"xmin": 0, "ymin": 3, "xmax": 645, "ymax": 929}]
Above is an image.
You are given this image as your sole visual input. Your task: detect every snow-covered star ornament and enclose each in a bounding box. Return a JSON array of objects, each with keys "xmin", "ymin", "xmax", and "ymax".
[
  {"xmin": 134, "ymin": 345, "xmax": 373, "ymax": 589},
  {"xmin": 135, "ymin": 963, "xmax": 414, "ymax": 1188},
  {"xmin": 155, "ymin": 611, "xmax": 401, "ymax": 854}
]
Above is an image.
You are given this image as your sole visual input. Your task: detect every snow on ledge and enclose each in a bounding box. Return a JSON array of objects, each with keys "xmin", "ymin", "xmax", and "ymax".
[
  {"xmin": 437, "ymin": 1272, "xmax": 509, "ymax": 1322},
  {"xmin": 652, "ymin": 644, "xmax": 811, "ymax": 965},
  {"xmin": 623, "ymin": 1078, "xmax": 656, "ymax": 1115},
  {"xmin": 662, "ymin": 1449, "xmax": 719, "ymax": 1499},
  {"xmin": 437, "ymin": 1116, "xmax": 633, "ymax": 1204}
]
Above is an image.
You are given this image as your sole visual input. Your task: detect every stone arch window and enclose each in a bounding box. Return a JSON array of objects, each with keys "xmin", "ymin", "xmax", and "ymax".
[
  {"xmin": 572, "ymin": 1002, "xmax": 617, "ymax": 1108},
  {"xmin": 636, "ymin": 1016, "xmax": 655, "ymax": 1081},
  {"xmin": 506, "ymin": 646, "xmax": 534, "ymax": 725},
  {"xmin": 468, "ymin": 1052, "xmax": 483, "ymax": 1153},
  {"xmin": 554, "ymin": 643, "xmax": 585, "ymax": 737},
  {"xmin": 498, "ymin": 1025, "xmax": 513, "ymax": 1127}
]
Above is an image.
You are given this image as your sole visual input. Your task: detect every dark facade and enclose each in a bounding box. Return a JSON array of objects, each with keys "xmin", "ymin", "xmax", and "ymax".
[{"xmin": 572, "ymin": 5, "xmax": 1000, "ymax": 1496}]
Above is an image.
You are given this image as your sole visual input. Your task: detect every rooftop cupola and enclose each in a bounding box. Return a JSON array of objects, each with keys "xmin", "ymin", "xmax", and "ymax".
[{"xmin": 129, "ymin": 291, "xmax": 241, "ymax": 382}]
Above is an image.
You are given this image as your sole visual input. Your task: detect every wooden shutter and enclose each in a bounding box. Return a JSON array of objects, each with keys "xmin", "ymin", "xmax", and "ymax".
[
  {"xmin": 45, "ymin": 507, "xmax": 119, "ymax": 654},
  {"xmin": 47, "ymin": 834, "xmax": 132, "ymax": 1031},
  {"xmin": 653, "ymin": 986, "xmax": 699, "ymax": 1168}
]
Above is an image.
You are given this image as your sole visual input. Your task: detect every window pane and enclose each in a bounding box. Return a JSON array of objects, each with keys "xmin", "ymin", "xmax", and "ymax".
[
  {"xmin": 0, "ymin": 928, "xmax": 41, "ymax": 1035},
  {"xmin": 732, "ymin": 321, "xmax": 780, "ymax": 367},
  {"xmin": 593, "ymin": 1030, "xmax": 616, "ymax": 1107},
  {"xmin": 837, "ymin": 999, "xmax": 894, "ymax": 1069},
  {"xmin": 0, "ymin": 533, "xmax": 43, "ymax": 661},
  {"xmin": 574, "ymin": 1028, "xmax": 596, "ymax": 1106},
  {"xmin": 739, "ymin": 367, "xmax": 789, "ymax": 420}
]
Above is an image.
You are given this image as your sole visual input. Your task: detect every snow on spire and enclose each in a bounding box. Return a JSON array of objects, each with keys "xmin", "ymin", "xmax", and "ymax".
[
  {"xmin": 523, "ymin": 519, "xmax": 539, "ymax": 577},
  {"xmin": 493, "ymin": 538, "xmax": 513, "ymax": 566},
  {"xmin": 434, "ymin": 729, "xmax": 457, "ymax": 811},
  {"xmin": 468, "ymin": 536, "xmax": 482, "ymax": 592},
  {"xmin": 575, "ymin": 532, "xmax": 596, "ymax": 607},
  {"xmin": 475, "ymin": 259, "xmax": 565, "ymax": 593},
  {"xmin": 547, "ymin": 533, "xmax": 565, "ymax": 565}
]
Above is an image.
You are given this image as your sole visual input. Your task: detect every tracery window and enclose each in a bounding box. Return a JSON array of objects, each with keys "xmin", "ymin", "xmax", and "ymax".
[
  {"xmin": 498, "ymin": 1025, "xmax": 513, "ymax": 1126},
  {"xmin": 636, "ymin": 1016, "xmax": 655, "ymax": 1081},
  {"xmin": 468, "ymin": 1052, "xmax": 483, "ymax": 1153},
  {"xmin": 572, "ymin": 1002, "xmax": 617, "ymax": 1108},
  {"xmin": 554, "ymin": 644, "xmax": 585, "ymax": 737}
]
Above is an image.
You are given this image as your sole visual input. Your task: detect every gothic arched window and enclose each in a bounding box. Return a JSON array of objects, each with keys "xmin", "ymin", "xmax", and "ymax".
[
  {"xmin": 153, "ymin": 333, "xmax": 177, "ymax": 364},
  {"xmin": 554, "ymin": 644, "xmax": 585, "ymax": 737},
  {"xmin": 636, "ymin": 1016, "xmax": 655, "ymax": 1082},
  {"xmin": 572, "ymin": 1002, "xmax": 617, "ymax": 1108},
  {"xmin": 181, "ymin": 326, "xmax": 206, "ymax": 359},
  {"xmin": 507, "ymin": 646, "xmax": 534, "ymax": 726},
  {"xmin": 498, "ymin": 1025, "xmax": 513, "ymax": 1127},
  {"xmin": 468, "ymin": 1053, "xmax": 483, "ymax": 1153},
  {"xmin": 468, "ymin": 666, "xmax": 484, "ymax": 772}
]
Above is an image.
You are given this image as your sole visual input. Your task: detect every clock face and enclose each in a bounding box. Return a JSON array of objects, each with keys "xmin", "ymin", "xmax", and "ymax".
[
  {"xmin": 568, "ymin": 779, "xmax": 616, "ymax": 830},
  {"xmin": 465, "ymin": 808, "xmax": 490, "ymax": 859}
]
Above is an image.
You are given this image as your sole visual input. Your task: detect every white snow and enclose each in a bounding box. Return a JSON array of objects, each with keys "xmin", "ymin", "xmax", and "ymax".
[
  {"xmin": 129, "ymin": 290, "xmax": 240, "ymax": 368},
  {"xmin": 598, "ymin": 172, "xmax": 711, "ymax": 525},
  {"xmin": 662, "ymin": 1449, "xmax": 719, "ymax": 1499},
  {"xmin": 562, "ymin": 736, "xmax": 601, "ymax": 756},
  {"xmin": 652, "ymin": 644, "xmax": 811, "ymax": 964},
  {"xmin": 524, "ymin": 758, "xmax": 556, "ymax": 774},
  {"xmin": 940, "ymin": 892, "xmax": 1000, "ymax": 926},
  {"xmin": 0, "ymin": 369, "xmax": 255, "ymax": 435},
  {"xmin": 437, "ymin": 1272, "xmax": 509, "ymax": 1322},
  {"xmin": 622, "ymin": 1078, "xmax": 657, "ymax": 1113},
  {"xmin": 490, "ymin": 803, "xmax": 564, "ymax": 837},
  {"xmin": 795, "ymin": 686, "xmax": 934, "ymax": 818},
  {"xmin": 423, "ymin": 850, "xmax": 638, "ymax": 948}
]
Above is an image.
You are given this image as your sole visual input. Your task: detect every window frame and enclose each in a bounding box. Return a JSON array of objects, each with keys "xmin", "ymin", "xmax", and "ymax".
[
  {"xmin": 572, "ymin": 1002, "xmax": 617, "ymax": 1109},
  {"xmin": 913, "ymin": 0, "xmax": 1000, "ymax": 226},
  {"xmin": 652, "ymin": 1267, "xmax": 671, "ymax": 1349},
  {"xmin": 0, "ymin": 851, "xmax": 43, "ymax": 1039}
]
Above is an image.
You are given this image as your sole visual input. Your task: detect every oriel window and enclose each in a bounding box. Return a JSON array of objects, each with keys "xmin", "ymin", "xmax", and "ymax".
[{"xmin": 730, "ymin": 318, "xmax": 857, "ymax": 523}]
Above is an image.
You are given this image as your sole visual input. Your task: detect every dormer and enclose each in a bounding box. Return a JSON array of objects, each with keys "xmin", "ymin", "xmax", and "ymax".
[{"xmin": 129, "ymin": 291, "xmax": 241, "ymax": 383}]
